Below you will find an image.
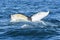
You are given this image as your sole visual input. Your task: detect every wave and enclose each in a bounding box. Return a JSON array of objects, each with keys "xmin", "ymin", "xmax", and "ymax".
[{"xmin": 0, "ymin": 19, "xmax": 59, "ymax": 37}]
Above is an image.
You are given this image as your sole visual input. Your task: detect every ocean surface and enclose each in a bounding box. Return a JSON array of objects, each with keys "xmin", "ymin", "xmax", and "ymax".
[{"xmin": 0, "ymin": 0, "xmax": 60, "ymax": 40}]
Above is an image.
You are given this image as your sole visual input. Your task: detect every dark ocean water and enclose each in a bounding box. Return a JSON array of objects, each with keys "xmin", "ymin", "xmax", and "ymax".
[{"xmin": 0, "ymin": 0, "xmax": 60, "ymax": 40}]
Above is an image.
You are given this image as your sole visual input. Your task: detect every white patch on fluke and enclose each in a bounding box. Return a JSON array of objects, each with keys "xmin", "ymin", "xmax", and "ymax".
[
  {"xmin": 10, "ymin": 14, "xmax": 28, "ymax": 22},
  {"xmin": 31, "ymin": 11, "xmax": 49, "ymax": 22},
  {"xmin": 10, "ymin": 11, "xmax": 49, "ymax": 24}
]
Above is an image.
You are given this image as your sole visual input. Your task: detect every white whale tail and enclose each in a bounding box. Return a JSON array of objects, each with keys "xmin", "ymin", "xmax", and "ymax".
[
  {"xmin": 10, "ymin": 11, "xmax": 49, "ymax": 22},
  {"xmin": 31, "ymin": 11, "xmax": 49, "ymax": 22},
  {"xmin": 10, "ymin": 14, "xmax": 28, "ymax": 22}
]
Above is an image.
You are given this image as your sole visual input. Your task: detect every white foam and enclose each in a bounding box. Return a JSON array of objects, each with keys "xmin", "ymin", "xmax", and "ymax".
[{"xmin": 21, "ymin": 24, "xmax": 29, "ymax": 28}]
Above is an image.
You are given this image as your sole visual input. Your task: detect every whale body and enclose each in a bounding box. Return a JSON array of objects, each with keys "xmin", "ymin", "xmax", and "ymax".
[{"xmin": 10, "ymin": 11, "xmax": 49, "ymax": 22}]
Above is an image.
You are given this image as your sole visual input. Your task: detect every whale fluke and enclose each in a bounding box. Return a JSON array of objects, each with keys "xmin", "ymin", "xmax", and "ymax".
[
  {"xmin": 31, "ymin": 11, "xmax": 49, "ymax": 22},
  {"xmin": 10, "ymin": 11, "xmax": 49, "ymax": 23},
  {"xmin": 10, "ymin": 14, "xmax": 29, "ymax": 22}
]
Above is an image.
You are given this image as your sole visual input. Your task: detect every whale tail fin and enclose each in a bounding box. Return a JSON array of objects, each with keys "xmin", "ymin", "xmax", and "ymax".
[
  {"xmin": 10, "ymin": 14, "xmax": 29, "ymax": 22},
  {"xmin": 10, "ymin": 11, "xmax": 49, "ymax": 22},
  {"xmin": 31, "ymin": 11, "xmax": 49, "ymax": 22}
]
